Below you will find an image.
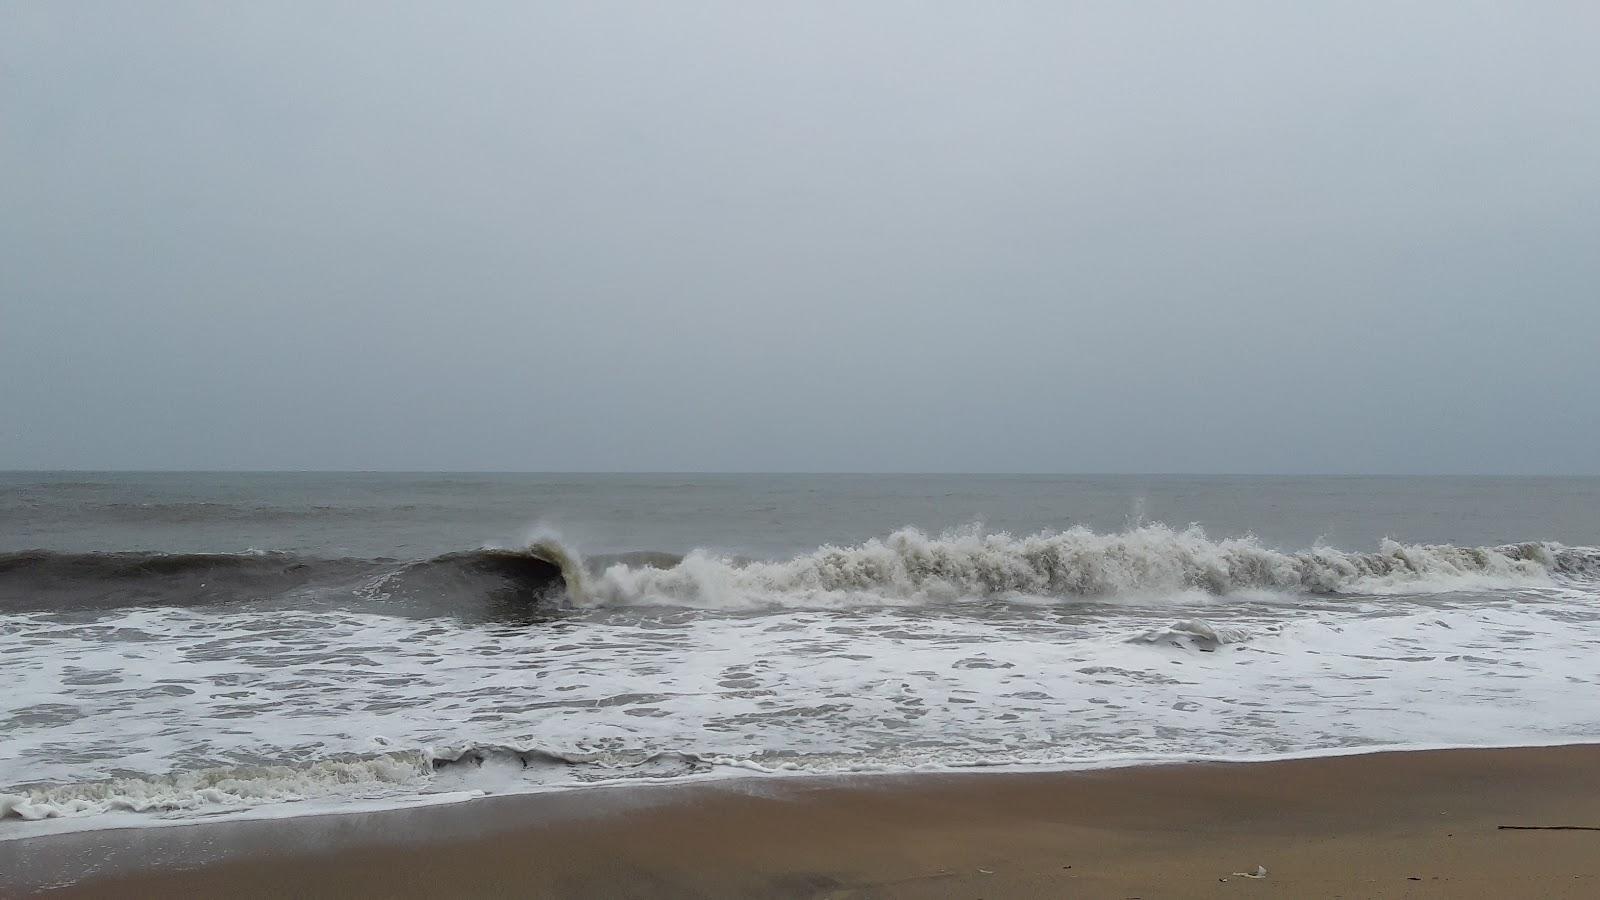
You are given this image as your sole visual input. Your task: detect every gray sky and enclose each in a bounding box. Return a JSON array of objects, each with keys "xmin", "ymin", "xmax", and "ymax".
[{"xmin": 3, "ymin": 2, "xmax": 1597, "ymax": 473}]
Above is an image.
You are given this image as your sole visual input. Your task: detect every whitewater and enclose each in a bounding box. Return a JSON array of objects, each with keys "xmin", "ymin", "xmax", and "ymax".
[
  {"xmin": 5, "ymin": 520, "xmax": 1600, "ymax": 836},
  {"xmin": 567, "ymin": 523, "xmax": 1583, "ymax": 607}
]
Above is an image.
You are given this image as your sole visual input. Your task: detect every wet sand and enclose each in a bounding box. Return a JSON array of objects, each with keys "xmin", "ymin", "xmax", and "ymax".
[{"xmin": 8, "ymin": 745, "xmax": 1600, "ymax": 898}]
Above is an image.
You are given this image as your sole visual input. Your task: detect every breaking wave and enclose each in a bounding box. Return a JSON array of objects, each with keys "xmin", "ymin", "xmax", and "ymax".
[
  {"xmin": 576, "ymin": 525, "xmax": 1597, "ymax": 609},
  {"xmin": 3, "ymin": 527, "xmax": 1595, "ymax": 615},
  {"xmin": 0, "ymin": 752, "xmax": 433, "ymax": 822},
  {"xmin": 0, "ymin": 744, "xmax": 715, "ymax": 824},
  {"xmin": 0, "ymin": 548, "xmax": 569, "ymax": 615}
]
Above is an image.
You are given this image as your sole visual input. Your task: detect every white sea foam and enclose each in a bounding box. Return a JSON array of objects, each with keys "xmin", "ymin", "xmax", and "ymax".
[
  {"xmin": 1128, "ymin": 618, "xmax": 1255, "ymax": 649},
  {"xmin": 0, "ymin": 753, "xmax": 430, "ymax": 821},
  {"xmin": 575, "ymin": 525, "xmax": 1571, "ymax": 608},
  {"xmin": 5, "ymin": 571, "xmax": 1600, "ymax": 836}
]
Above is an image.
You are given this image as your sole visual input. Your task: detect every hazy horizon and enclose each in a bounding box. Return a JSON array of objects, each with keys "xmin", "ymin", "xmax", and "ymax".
[
  {"xmin": 5, "ymin": 2, "xmax": 1598, "ymax": 474},
  {"xmin": 7, "ymin": 468, "xmax": 1599, "ymax": 478}
]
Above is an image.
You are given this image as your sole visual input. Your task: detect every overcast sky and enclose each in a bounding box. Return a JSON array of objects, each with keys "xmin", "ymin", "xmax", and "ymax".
[{"xmin": 3, "ymin": 2, "xmax": 1597, "ymax": 473}]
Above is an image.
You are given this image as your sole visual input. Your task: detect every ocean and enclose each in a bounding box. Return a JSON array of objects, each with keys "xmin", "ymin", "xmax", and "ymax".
[{"xmin": 3, "ymin": 472, "xmax": 1598, "ymax": 836}]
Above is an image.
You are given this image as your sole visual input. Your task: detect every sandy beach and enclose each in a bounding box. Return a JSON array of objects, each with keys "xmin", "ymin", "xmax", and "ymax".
[{"xmin": 4, "ymin": 744, "xmax": 1597, "ymax": 898}]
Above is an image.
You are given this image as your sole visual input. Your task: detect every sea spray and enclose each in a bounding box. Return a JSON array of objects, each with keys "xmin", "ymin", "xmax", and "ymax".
[
  {"xmin": 524, "ymin": 527, "xmax": 590, "ymax": 604},
  {"xmin": 570, "ymin": 524, "xmax": 1572, "ymax": 609}
]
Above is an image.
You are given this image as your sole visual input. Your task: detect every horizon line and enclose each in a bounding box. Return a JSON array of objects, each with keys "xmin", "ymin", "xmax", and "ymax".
[{"xmin": 3, "ymin": 469, "xmax": 1597, "ymax": 479}]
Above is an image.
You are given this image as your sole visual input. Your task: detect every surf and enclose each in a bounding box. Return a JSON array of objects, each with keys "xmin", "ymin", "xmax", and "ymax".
[
  {"xmin": 569, "ymin": 525, "xmax": 1595, "ymax": 609},
  {"xmin": 3, "ymin": 528, "xmax": 1595, "ymax": 615}
]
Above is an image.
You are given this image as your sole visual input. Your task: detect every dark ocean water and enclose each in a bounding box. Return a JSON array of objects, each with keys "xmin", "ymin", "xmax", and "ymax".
[{"xmin": 7, "ymin": 472, "xmax": 1600, "ymax": 559}]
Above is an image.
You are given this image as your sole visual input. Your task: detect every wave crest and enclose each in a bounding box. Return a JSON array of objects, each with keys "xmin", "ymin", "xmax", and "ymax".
[
  {"xmin": 0, "ymin": 744, "xmax": 712, "ymax": 824},
  {"xmin": 0, "ymin": 548, "xmax": 568, "ymax": 615},
  {"xmin": 4, "ymin": 530, "xmax": 1594, "ymax": 615},
  {"xmin": 574, "ymin": 525, "xmax": 1585, "ymax": 609},
  {"xmin": 0, "ymin": 753, "xmax": 431, "ymax": 821}
]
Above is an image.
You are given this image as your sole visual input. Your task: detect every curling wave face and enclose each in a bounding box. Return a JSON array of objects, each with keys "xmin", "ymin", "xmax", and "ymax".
[{"xmin": 0, "ymin": 547, "xmax": 569, "ymax": 618}]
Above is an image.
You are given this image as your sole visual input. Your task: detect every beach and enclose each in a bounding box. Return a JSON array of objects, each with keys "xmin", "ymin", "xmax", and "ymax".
[
  {"xmin": 8, "ymin": 744, "xmax": 1599, "ymax": 898},
  {"xmin": 10, "ymin": 0, "xmax": 1600, "ymax": 891}
]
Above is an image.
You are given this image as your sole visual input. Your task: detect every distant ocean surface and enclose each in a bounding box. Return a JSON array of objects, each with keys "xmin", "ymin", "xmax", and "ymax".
[{"xmin": 4, "ymin": 473, "xmax": 1599, "ymax": 835}]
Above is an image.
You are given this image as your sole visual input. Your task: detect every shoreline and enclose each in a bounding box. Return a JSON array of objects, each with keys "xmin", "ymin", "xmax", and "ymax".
[
  {"xmin": 8, "ymin": 735, "xmax": 1600, "ymax": 842},
  {"xmin": 8, "ymin": 744, "xmax": 1600, "ymax": 897}
]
